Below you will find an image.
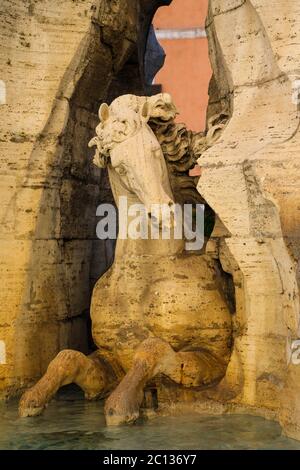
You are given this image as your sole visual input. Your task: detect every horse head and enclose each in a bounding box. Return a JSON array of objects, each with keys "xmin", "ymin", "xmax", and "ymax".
[{"xmin": 89, "ymin": 94, "xmax": 178, "ymax": 224}]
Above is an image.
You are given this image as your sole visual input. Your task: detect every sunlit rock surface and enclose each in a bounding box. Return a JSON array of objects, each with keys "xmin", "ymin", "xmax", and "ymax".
[
  {"xmin": 196, "ymin": 0, "xmax": 300, "ymax": 440},
  {"xmin": 0, "ymin": 0, "xmax": 167, "ymax": 396}
]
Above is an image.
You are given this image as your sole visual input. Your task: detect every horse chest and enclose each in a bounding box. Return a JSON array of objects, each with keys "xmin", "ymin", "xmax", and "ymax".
[{"xmin": 92, "ymin": 255, "xmax": 231, "ymax": 355}]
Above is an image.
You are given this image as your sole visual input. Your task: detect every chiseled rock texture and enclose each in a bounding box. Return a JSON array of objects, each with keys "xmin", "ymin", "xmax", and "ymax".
[
  {"xmin": 0, "ymin": 0, "xmax": 169, "ymax": 397},
  {"xmin": 197, "ymin": 0, "xmax": 300, "ymax": 439}
]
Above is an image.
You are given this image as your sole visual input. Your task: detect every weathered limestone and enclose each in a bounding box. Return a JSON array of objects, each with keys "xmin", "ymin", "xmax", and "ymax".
[
  {"xmin": 0, "ymin": 0, "xmax": 165, "ymax": 397},
  {"xmin": 195, "ymin": 0, "xmax": 300, "ymax": 440}
]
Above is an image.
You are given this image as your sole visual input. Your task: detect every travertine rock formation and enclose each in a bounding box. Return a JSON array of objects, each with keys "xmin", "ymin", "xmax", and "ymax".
[
  {"xmin": 0, "ymin": 0, "xmax": 170, "ymax": 397},
  {"xmin": 196, "ymin": 0, "xmax": 300, "ymax": 440}
]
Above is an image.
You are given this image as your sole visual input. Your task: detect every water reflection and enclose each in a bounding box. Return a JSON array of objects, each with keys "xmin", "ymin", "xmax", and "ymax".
[{"xmin": 1, "ymin": 390, "xmax": 300, "ymax": 450}]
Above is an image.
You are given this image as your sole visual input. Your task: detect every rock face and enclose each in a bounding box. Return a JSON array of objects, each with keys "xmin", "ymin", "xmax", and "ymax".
[
  {"xmin": 0, "ymin": 0, "xmax": 169, "ymax": 397},
  {"xmin": 196, "ymin": 0, "xmax": 300, "ymax": 440}
]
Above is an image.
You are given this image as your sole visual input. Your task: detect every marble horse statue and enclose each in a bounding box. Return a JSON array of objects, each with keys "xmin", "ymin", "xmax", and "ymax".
[{"xmin": 19, "ymin": 93, "xmax": 232, "ymax": 425}]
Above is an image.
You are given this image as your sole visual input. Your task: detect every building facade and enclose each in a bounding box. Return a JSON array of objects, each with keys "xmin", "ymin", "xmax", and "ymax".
[{"xmin": 154, "ymin": 0, "xmax": 211, "ymax": 131}]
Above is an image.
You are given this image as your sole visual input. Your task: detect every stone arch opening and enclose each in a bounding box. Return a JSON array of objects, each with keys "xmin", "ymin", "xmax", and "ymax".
[{"xmin": 151, "ymin": 0, "xmax": 212, "ymax": 131}]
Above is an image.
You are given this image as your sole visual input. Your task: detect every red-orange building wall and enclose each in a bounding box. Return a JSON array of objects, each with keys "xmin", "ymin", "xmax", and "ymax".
[{"xmin": 153, "ymin": 0, "xmax": 211, "ymax": 131}]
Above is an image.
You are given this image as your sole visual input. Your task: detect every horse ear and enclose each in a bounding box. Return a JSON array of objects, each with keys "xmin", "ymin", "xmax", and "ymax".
[
  {"xmin": 140, "ymin": 101, "xmax": 150, "ymax": 122},
  {"xmin": 162, "ymin": 93, "xmax": 172, "ymax": 104},
  {"xmin": 99, "ymin": 103, "xmax": 109, "ymax": 122}
]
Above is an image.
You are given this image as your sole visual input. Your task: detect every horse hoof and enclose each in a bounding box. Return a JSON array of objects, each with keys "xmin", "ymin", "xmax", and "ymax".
[
  {"xmin": 19, "ymin": 390, "xmax": 46, "ymax": 418},
  {"xmin": 104, "ymin": 391, "xmax": 140, "ymax": 426},
  {"xmin": 105, "ymin": 407, "xmax": 139, "ymax": 426}
]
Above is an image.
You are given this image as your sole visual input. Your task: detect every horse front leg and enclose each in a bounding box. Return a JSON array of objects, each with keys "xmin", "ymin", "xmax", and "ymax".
[
  {"xmin": 104, "ymin": 337, "xmax": 227, "ymax": 425},
  {"xmin": 19, "ymin": 350, "xmax": 118, "ymax": 417}
]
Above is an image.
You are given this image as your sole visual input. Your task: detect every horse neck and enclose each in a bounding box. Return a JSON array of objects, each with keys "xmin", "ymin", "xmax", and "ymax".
[{"xmin": 108, "ymin": 167, "xmax": 185, "ymax": 259}]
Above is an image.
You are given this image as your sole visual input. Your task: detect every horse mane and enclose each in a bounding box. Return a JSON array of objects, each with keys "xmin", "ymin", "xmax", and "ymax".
[{"xmin": 148, "ymin": 110, "xmax": 229, "ymax": 206}]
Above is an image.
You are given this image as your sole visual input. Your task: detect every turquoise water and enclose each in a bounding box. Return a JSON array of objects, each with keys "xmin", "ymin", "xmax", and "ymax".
[{"xmin": 1, "ymin": 390, "xmax": 300, "ymax": 450}]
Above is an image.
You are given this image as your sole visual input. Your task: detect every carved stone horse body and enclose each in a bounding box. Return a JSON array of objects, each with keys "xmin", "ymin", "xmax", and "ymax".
[{"xmin": 19, "ymin": 94, "xmax": 232, "ymax": 425}]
